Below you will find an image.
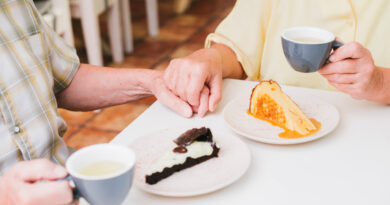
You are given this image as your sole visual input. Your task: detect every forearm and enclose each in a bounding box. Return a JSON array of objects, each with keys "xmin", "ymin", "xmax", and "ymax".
[
  {"xmin": 209, "ymin": 43, "xmax": 245, "ymax": 79},
  {"xmin": 56, "ymin": 64, "xmax": 155, "ymax": 111}
]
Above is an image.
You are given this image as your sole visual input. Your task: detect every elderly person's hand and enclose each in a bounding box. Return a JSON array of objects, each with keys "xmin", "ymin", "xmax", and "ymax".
[
  {"xmin": 147, "ymin": 70, "xmax": 194, "ymax": 117},
  {"xmin": 0, "ymin": 159, "xmax": 76, "ymax": 205},
  {"xmin": 164, "ymin": 48, "xmax": 223, "ymax": 117},
  {"xmin": 319, "ymin": 42, "xmax": 386, "ymax": 102},
  {"xmin": 164, "ymin": 44, "xmax": 243, "ymax": 117}
]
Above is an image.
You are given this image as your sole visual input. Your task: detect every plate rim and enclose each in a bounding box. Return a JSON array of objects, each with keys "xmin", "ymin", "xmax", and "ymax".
[
  {"xmin": 223, "ymin": 92, "xmax": 340, "ymax": 145},
  {"xmin": 131, "ymin": 127, "xmax": 252, "ymax": 197}
]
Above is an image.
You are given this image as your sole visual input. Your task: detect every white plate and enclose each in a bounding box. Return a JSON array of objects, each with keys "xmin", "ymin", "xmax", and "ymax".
[
  {"xmin": 129, "ymin": 126, "xmax": 251, "ymax": 197},
  {"xmin": 223, "ymin": 91, "xmax": 340, "ymax": 145}
]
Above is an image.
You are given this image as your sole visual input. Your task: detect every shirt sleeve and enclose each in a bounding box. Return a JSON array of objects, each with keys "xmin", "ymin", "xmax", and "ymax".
[
  {"xmin": 38, "ymin": 8, "xmax": 80, "ymax": 93},
  {"xmin": 205, "ymin": 0, "xmax": 272, "ymax": 80}
]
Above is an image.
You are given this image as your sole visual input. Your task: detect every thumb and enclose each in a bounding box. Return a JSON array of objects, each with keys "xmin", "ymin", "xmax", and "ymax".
[
  {"xmin": 156, "ymin": 84, "xmax": 193, "ymax": 118},
  {"xmin": 15, "ymin": 159, "xmax": 67, "ymax": 182},
  {"xmin": 208, "ymin": 75, "xmax": 222, "ymax": 112}
]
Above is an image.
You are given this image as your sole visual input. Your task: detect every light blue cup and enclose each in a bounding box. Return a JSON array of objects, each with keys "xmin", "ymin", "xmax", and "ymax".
[
  {"xmin": 281, "ymin": 26, "xmax": 343, "ymax": 73},
  {"xmin": 65, "ymin": 144, "xmax": 136, "ymax": 205}
]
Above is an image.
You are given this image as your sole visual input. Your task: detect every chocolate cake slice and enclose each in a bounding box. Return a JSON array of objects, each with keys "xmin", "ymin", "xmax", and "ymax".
[{"xmin": 145, "ymin": 127, "xmax": 219, "ymax": 185}]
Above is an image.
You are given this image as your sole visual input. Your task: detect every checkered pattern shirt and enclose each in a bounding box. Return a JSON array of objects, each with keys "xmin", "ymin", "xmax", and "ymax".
[{"xmin": 0, "ymin": 0, "xmax": 80, "ymax": 175}]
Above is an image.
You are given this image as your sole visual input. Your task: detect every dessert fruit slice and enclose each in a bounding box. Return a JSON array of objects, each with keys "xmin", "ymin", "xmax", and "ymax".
[
  {"xmin": 145, "ymin": 127, "xmax": 219, "ymax": 185},
  {"xmin": 248, "ymin": 80, "xmax": 317, "ymax": 135}
]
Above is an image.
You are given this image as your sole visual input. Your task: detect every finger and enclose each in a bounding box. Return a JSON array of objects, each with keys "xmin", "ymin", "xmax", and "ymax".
[
  {"xmin": 334, "ymin": 37, "xmax": 344, "ymax": 43},
  {"xmin": 163, "ymin": 66, "xmax": 173, "ymax": 89},
  {"xmin": 24, "ymin": 181, "xmax": 73, "ymax": 205},
  {"xmin": 208, "ymin": 75, "xmax": 222, "ymax": 111},
  {"xmin": 319, "ymin": 59, "xmax": 357, "ymax": 75},
  {"xmin": 191, "ymin": 104, "xmax": 199, "ymax": 113},
  {"xmin": 164, "ymin": 61, "xmax": 179, "ymax": 92},
  {"xmin": 15, "ymin": 159, "xmax": 67, "ymax": 182},
  {"xmin": 176, "ymin": 73, "xmax": 190, "ymax": 102},
  {"xmin": 321, "ymin": 73, "xmax": 358, "ymax": 84},
  {"xmin": 187, "ymin": 72, "xmax": 207, "ymax": 107},
  {"xmin": 197, "ymin": 86, "xmax": 210, "ymax": 117},
  {"xmin": 156, "ymin": 83, "xmax": 193, "ymax": 118},
  {"xmin": 330, "ymin": 82, "xmax": 354, "ymax": 95},
  {"xmin": 329, "ymin": 42, "xmax": 367, "ymax": 62}
]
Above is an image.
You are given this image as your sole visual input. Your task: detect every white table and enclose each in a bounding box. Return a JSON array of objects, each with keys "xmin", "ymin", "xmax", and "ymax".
[{"xmin": 94, "ymin": 79, "xmax": 390, "ymax": 204}]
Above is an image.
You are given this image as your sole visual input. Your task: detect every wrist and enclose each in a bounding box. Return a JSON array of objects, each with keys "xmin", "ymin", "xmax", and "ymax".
[
  {"xmin": 210, "ymin": 43, "xmax": 243, "ymax": 79},
  {"xmin": 132, "ymin": 69, "xmax": 160, "ymax": 96},
  {"xmin": 117, "ymin": 69, "xmax": 156, "ymax": 103},
  {"xmin": 372, "ymin": 67, "xmax": 390, "ymax": 104}
]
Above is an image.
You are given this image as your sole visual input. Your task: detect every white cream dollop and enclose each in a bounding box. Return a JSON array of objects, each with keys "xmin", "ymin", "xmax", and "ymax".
[{"xmin": 146, "ymin": 141, "xmax": 214, "ymax": 175}]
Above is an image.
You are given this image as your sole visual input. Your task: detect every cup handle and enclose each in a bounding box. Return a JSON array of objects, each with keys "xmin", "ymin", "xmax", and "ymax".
[
  {"xmin": 332, "ymin": 41, "xmax": 343, "ymax": 50},
  {"xmin": 57, "ymin": 175, "xmax": 82, "ymax": 199},
  {"xmin": 325, "ymin": 41, "xmax": 344, "ymax": 64}
]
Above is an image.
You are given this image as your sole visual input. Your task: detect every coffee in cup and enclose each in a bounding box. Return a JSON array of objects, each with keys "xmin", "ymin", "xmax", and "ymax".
[{"xmin": 281, "ymin": 26, "xmax": 343, "ymax": 73}]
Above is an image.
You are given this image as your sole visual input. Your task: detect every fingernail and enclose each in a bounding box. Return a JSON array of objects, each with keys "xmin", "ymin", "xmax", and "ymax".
[
  {"xmin": 329, "ymin": 55, "xmax": 335, "ymax": 62},
  {"xmin": 210, "ymin": 104, "xmax": 217, "ymax": 112},
  {"xmin": 183, "ymin": 108, "xmax": 193, "ymax": 118}
]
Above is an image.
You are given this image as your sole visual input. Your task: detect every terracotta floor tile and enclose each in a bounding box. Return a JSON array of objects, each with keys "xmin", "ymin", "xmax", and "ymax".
[
  {"xmin": 109, "ymin": 56, "xmax": 156, "ymax": 69},
  {"xmin": 170, "ymin": 43, "xmax": 203, "ymax": 59},
  {"xmin": 58, "ymin": 109, "xmax": 96, "ymax": 126},
  {"xmin": 204, "ymin": 18, "xmax": 222, "ymax": 33},
  {"xmin": 128, "ymin": 0, "xmax": 147, "ymax": 20},
  {"xmin": 188, "ymin": 30, "xmax": 209, "ymax": 44},
  {"xmin": 131, "ymin": 0, "xmax": 174, "ymax": 22},
  {"xmin": 86, "ymin": 103, "xmax": 149, "ymax": 132},
  {"xmin": 65, "ymin": 128, "xmax": 118, "ymax": 150},
  {"xmin": 62, "ymin": 125, "xmax": 80, "ymax": 141},
  {"xmin": 187, "ymin": 0, "xmax": 219, "ymax": 16},
  {"xmin": 186, "ymin": 0, "xmax": 235, "ymax": 18},
  {"xmin": 131, "ymin": 20, "xmax": 149, "ymax": 41},
  {"xmin": 133, "ymin": 96, "xmax": 157, "ymax": 105},
  {"xmin": 153, "ymin": 60, "xmax": 170, "ymax": 71},
  {"xmin": 133, "ymin": 40, "xmax": 178, "ymax": 59},
  {"xmin": 164, "ymin": 14, "xmax": 209, "ymax": 29},
  {"xmin": 151, "ymin": 26, "xmax": 197, "ymax": 42}
]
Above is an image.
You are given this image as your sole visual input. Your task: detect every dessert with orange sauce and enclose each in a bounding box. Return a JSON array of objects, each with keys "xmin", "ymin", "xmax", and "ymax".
[{"xmin": 248, "ymin": 80, "xmax": 321, "ymax": 138}]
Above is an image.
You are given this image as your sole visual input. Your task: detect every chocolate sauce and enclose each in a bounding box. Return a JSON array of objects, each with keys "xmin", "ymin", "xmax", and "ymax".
[
  {"xmin": 174, "ymin": 127, "xmax": 212, "ymax": 146},
  {"xmin": 173, "ymin": 145, "xmax": 187, "ymax": 153}
]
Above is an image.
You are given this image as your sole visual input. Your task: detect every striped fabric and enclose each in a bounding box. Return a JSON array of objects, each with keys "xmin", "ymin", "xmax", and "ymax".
[{"xmin": 0, "ymin": 0, "xmax": 80, "ymax": 175}]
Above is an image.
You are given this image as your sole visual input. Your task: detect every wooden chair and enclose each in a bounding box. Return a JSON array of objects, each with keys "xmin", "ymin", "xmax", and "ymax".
[{"xmin": 70, "ymin": 0, "xmax": 129, "ymax": 65}]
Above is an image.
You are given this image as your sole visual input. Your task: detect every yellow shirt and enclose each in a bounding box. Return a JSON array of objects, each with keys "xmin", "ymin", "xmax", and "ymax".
[{"xmin": 205, "ymin": 0, "xmax": 390, "ymax": 90}]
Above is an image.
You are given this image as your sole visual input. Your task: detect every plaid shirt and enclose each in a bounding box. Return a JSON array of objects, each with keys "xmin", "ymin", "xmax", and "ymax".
[{"xmin": 0, "ymin": 0, "xmax": 80, "ymax": 175}]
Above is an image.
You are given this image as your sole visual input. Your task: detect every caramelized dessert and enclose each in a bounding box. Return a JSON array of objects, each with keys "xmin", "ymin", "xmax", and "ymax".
[{"xmin": 248, "ymin": 80, "xmax": 320, "ymax": 138}]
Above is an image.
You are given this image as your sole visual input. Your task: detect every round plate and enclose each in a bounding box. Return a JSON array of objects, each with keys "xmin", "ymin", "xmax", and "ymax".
[
  {"xmin": 223, "ymin": 92, "xmax": 340, "ymax": 144},
  {"xmin": 130, "ymin": 126, "xmax": 251, "ymax": 197}
]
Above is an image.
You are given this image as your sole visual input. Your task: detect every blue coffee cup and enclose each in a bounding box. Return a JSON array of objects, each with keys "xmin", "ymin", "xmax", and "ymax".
[
  {"xmin": 281, "ymin": 26, "xmax": 343, "ymax": 73},
  {"xmin": 64, "ymin": 144, "xmax": 136, "ymax": 205}
]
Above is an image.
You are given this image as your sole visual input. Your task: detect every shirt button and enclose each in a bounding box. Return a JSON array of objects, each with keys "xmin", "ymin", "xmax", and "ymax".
[{"xmin": 14, "ymin": 126, "xmax": 20, "ymax": 134}]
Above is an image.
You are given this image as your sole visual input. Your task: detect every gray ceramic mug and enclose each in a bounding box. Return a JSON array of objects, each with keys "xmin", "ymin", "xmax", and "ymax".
[
  {"xmin": 281, "ymin": 27, "xmax": 343, "ymax": 73},
  {"xmin": 64, "ymin": 144, "xmax": 136, "ymax": 205}
]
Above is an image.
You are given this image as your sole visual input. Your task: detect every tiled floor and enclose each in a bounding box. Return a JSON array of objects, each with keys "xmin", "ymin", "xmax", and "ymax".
[{"xmin": 60, "ymin": 0, "xmax": 236, "ymax": 149}]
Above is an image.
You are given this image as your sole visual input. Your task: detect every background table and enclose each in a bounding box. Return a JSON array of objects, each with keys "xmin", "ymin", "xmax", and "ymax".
[{"xmin": 85, "ymin": 79, "xmax": 390, "ymax": 204}]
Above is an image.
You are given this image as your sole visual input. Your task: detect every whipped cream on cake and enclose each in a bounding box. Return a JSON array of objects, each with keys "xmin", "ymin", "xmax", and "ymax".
[{"xmin": 145, "ymin": 127, "xmax": 219, "ymax": 185}]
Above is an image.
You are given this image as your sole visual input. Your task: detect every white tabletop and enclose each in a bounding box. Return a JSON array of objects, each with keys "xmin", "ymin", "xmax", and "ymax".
[{"xmin": 87, "ymin": 79, "xmax": 390, "ymax": 204}]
